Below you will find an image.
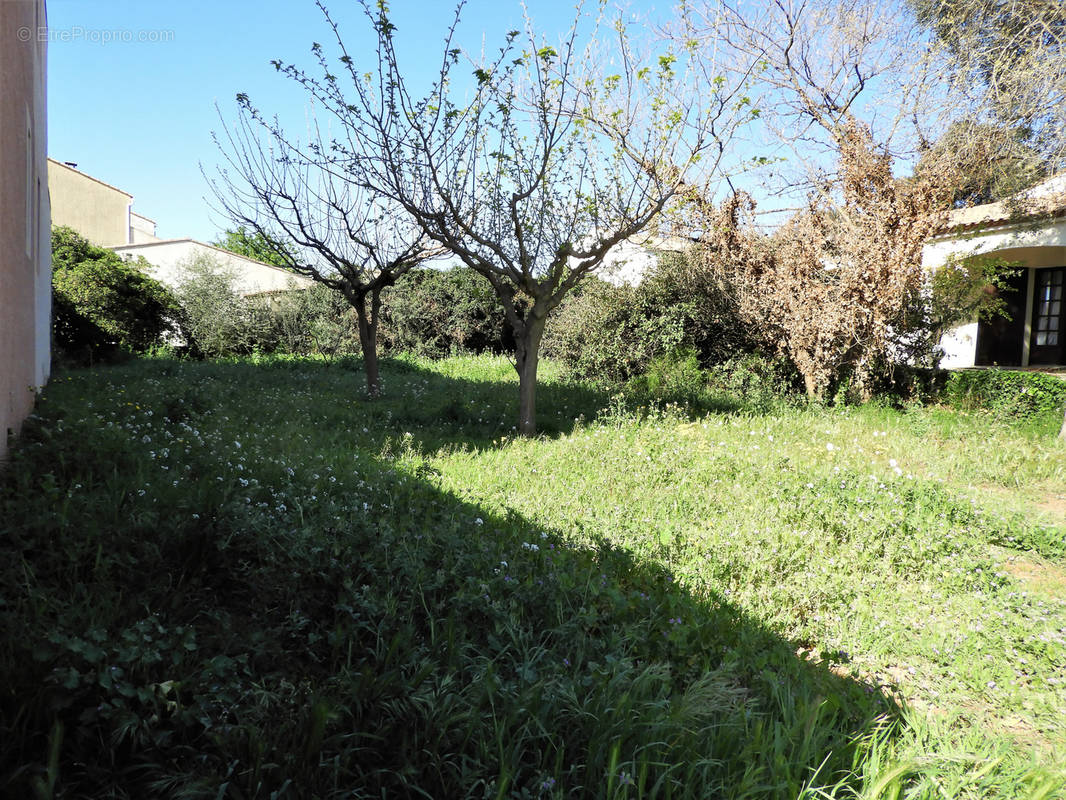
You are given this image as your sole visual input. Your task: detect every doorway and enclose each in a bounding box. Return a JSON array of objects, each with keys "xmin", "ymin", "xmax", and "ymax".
[{"xmin": 1029, "ymin": 267, "xmax": 1065, "ymax": 366}]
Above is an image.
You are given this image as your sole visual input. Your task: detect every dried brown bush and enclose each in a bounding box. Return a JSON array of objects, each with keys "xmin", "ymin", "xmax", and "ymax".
[{"xmin": 694, "ymin": 119, "xmax": 950, "ymax": 400}]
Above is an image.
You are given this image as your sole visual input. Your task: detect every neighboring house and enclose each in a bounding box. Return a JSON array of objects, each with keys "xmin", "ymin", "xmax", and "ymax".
[
  {"xmin": 48, "ymin": 158, "xmax": 156, "ymax": 247},
  {"xmin": 48, "ymin": 160, "xmax": 312, "ymax": 296},
  {"xmin": 1, "ymin": 0, "xmax": 50, "ymax": 463},
  {"xmin": 924, "ymin": 175, "xmax": 1066, "ymax": 369},
  {"xmin": 112, "ymin": 239, "xmax": 313, "ymax": 296},
  {"xmin": 597, "ymin": 231, "xmax": 692, "ymax": 286}
]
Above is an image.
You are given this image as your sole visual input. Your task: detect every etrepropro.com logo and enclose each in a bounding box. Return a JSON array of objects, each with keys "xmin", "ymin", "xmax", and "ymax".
[{"xmin": 16, "ymin": 26, "xmax": 176, "ymax": 44}]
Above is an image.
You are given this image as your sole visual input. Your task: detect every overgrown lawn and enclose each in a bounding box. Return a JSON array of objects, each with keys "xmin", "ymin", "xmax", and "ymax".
[{"xmin": 2, "ymin": 354, "xmax": 1063, "ymax": 799}]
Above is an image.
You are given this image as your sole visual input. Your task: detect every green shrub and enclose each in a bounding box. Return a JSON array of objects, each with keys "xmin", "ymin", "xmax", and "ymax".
[
  {"xmin": 543, "ymin": 252, "xmax": 767, "ymax": 386},
  {"xmin": 619, "ymin": 351, "xmax": 803, "ymax": 416},
  {"xmin": 641, "ymin": 251, "xmax": 767, "ymax": 365},
  {"xmin": 265, "ymin": 283, "xmax": 362, "ymax": 358},
  {"xmin": 51, "ymin": 227, "xmax": 180, "ymax": 365},
  {"xmin": 939, "ymin": 369, "xmax": 1066, "ymax": 422},
  {"xmin": 378, "ymin": 267, "xmax": 513, "ymax": 357},
  {"xmin": 857, "ymin": 364, "xmax": 949, "ymax": 407},
  {"xmin": 172, "ymin": 253, "xmax": 278, "ymax": 358},
  {"xmin": 543, "ymin": 278, "xmax": 689, "ymax": 384},
  {"xmin": 176, "ymin": 261, "xmax": 508, "ymax": 361},
  {"xmin": 624, "ymin": 349, "xmax": 708, "ymax": 406},
  {"xmin": 706, "ymin": 353, "xmax": 803, "ymax": 409}
]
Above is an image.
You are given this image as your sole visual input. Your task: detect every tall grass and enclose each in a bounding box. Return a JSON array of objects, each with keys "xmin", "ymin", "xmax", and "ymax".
[{"xmin": 1, "ymin": 354, "xmax": 1063, "ymax": 798}]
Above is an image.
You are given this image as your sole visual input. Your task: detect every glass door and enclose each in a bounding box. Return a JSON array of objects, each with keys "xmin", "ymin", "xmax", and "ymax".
[{"xmin": 1030, "ymin": 267, "xmax": 1064, "ymax": 365}]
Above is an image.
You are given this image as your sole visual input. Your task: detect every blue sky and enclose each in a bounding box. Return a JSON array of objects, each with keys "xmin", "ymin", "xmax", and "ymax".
[{"xmin": 46, "ymin": 0, "xmax": 675, "ymax": 243}]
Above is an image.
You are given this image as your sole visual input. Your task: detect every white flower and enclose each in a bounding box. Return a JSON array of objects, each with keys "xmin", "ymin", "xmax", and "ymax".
[
  {"xmin": 475, "ymin": 517, "xmax": 484, "ymax": 526},
  {"xmin": 826, "ymin": 443, "xmax": 835, "ymax": 451}
]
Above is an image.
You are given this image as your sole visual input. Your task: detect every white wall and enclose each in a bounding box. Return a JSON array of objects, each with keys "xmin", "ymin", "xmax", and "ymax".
[
  {"xmin": 594, "ymin": 234, "xmax": 690, "ymax": 287},
  {"xmin": 129, "ymin": 212, "xmax": 158, "ymax": 244},
  {"xmin": 111, "ymin": 239, "xmax": 314, "ymax": 296},
  {"xmin": 938, "ymin": 322, "xmax": 979, "ymax": 369},
  {"xmin": 598, "ymin": 240, "xmax": 661, "ymax": 286},
  {"xmin": 923, "ymin": 219, "xmax": 1066, "ymax": 270}
]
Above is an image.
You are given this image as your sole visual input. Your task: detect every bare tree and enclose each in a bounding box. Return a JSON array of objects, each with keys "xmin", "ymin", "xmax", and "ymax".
[
  {"xmin": 911, "ymin": 0, "xmax": 1066, "ymax": 172},
  {"xmin": 261, "ymin": 0, "xmax": 755, "ymax": 434},
  {"xmin": 671, "ymin": 0, "xmax": 938, "ymax": 201},
  {"xmin": 208, "ymin": 102, "xmax": 444, "ymax": 397}
]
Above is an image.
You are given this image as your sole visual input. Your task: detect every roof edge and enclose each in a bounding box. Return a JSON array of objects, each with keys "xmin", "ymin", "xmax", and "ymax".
[
  {"xmin": 47, "ymin": 157, "xmax": 133, "ymax": 200},
  {"xmin": 111, "ymin": 238, "xmax": 315, "ymax": 282}
]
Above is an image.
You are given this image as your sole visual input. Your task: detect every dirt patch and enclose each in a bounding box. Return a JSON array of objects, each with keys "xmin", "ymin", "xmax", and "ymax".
[
  {"xmin": 1037, "ymin": 493, "xmax": 1066, "ymax": 521},
  {"xmin": 870, "ymin": 668, "xmax": 1056, "ymax": 751},
  {"xmin": 1003, "ymin": 556, "xmax": 1066, "ymax": 596},
  {"xmin": 950, "ymin": 699, "xmax": 1057, "ymax": 752},
  {"xmin": 977, "ymin": 483, "xmax": 1066, "ymax": 526}
]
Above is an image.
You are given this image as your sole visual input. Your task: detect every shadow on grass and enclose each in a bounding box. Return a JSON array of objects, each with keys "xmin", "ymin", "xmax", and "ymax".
[
  {"xmin": 172, "ymin": 353, "xmax": 759, "ymax": 453},
  {"xmin": 1, "ymin": 356, "xmax": 900, "ymax": 798}
]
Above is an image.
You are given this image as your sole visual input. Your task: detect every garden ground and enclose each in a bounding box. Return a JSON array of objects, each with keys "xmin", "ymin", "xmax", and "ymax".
[{"xmin": 1, "ymin": 354, "xmax": 1064, "ymax": 798}]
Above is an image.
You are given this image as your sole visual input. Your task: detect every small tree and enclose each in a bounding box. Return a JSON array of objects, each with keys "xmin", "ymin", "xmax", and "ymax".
[
  {"xmin": 209, "ymin": 96, "xmax": 444, "ymax": 396},
  {"xmin": 173, "ymin": 253, "xmax": 274, "ymax": 358},
  {"xmin": 264, "ymin": 0, "xmax": 748, "ymax": 433},
  {"xmin": 926, "ymin": 253, "xmax": 1022, "ymax": 340}
]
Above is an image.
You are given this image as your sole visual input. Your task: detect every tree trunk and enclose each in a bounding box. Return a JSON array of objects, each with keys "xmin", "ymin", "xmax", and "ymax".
[
  {"xmin": 514, "ymin": 313, "xmax": 548, "ymax": 437},
  {"xmin": 354, "ymin": 294, "xmax": 380, "ymax": 397},
  {"xmin": 801, "ymin": 370, "xmax": 820, "ymax": 400}
]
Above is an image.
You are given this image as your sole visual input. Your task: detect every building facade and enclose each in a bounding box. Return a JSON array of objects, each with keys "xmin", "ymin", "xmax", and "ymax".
[
  {"xmin": 1, "ymin": 0, "xmax": 51, "ymax": 463},
  {"xmin": 49, "ymin": 161, "xmax": 312, "ymax": 296},
  {"xmin": 48, "ymin": 158, "xmax": 146, "ymax": 247}
]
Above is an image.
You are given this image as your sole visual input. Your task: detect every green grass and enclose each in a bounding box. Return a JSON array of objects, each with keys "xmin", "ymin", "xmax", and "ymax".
[{"xmin": 2, "ymin": 353, "xmax": 1064, "ymax": 798}]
